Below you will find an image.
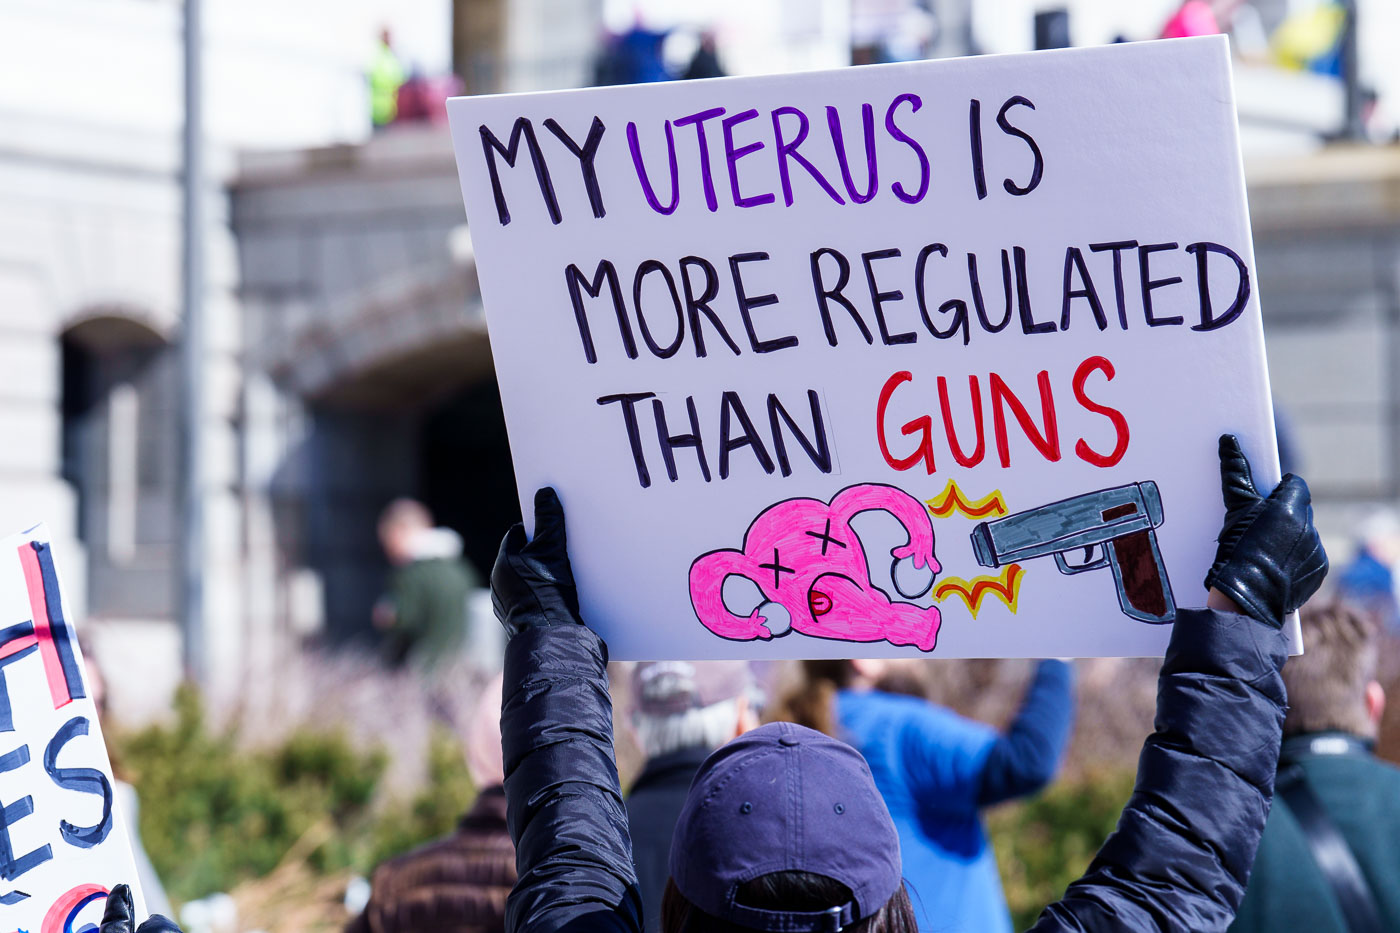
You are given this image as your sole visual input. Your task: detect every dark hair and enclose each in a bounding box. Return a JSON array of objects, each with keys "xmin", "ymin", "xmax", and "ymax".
[
  {"xmin": 767, "ymin": 661, "xmax": 856, "ymax": 736},
  {"xmin": 661, "ymin": 872, "xmax": 917, "ymax": 933},
  {"xmin": 768, "ymin": 662, "xmax": 929, "ymax": 736}
]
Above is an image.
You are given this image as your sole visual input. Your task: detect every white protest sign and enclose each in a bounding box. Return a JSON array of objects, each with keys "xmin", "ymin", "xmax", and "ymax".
[
  {"xmin": 448, "ymin": 36, "xmax": 1288, "ymax": 660},
  {"xmin": 0, "ymin": 527, "xmax": 145, "ymax": 931}
]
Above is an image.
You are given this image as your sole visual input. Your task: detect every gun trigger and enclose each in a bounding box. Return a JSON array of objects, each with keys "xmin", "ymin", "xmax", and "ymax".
[{"xmin": 1055, "ymin": 545, "xmax": 1110, "ymax": 575}]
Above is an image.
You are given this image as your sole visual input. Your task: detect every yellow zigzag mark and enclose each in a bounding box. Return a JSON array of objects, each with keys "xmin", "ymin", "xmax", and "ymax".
[
  {"xmin": 934, "ymin": 564, "xmax": 1025, "ymax": 616},
  {"xmin": 925, "ymin": 479, "xmax": 1008, "ymax": 520}
]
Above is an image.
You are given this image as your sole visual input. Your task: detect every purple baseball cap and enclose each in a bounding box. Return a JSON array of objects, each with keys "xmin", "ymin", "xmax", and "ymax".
[{"xmin": 669, "ymin": 721, "xmax": 903, "ymax": 932}]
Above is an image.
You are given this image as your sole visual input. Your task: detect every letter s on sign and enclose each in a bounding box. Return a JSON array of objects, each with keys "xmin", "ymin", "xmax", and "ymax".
[
  {"xmin": 1073, "ymin": 355, "xmax": 1130, "ymax": 467},
  {"xmin": 877, "ymin": 371, "xmax": 936, "ymax": 474}
]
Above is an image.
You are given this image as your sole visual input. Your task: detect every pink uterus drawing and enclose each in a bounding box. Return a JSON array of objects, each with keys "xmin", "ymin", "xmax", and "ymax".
[{"xmin": 689, "ymin": 484, "xmax": 942, "ymax": 651}]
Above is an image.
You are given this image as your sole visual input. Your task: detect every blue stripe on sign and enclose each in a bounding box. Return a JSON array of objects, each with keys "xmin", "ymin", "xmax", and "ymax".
[
  {"xmin": 64, "ymin": 890, "xmax": 109, "ymax": 933},
  {"xmin": 30, "ymin": 542, "xmax": 85, "ymax": 700}
]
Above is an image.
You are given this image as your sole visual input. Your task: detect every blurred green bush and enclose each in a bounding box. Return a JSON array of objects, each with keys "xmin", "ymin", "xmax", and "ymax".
[
  {"xmin": 114, "ymin": 685, "xmax": 478, "ymax": 905},
  {"xmin": 988, "ymin": 768, "xmax": 1136, "ymax": 930}
]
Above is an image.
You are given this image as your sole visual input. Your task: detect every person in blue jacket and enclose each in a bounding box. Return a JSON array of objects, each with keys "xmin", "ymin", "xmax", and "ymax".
[
  {"xmin": 774, "ymin": 655, "xmax": 1072, "ymax": 933},
  {"xmin": 490, "ymin": 435, "xmax": 1327, "ymax": 933}
]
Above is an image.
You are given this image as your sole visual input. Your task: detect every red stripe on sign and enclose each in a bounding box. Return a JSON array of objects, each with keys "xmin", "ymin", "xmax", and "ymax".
[
  {"xmin": 0, "ymin": 626, "xmax": 36, "ymax": 660},
  {"xmin": 18, "ymin": 543, "xmax": 73, "ymax": 709}
]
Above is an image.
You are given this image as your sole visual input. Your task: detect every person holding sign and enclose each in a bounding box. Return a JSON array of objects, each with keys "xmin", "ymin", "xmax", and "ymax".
[
  {"xmin": 98, "ymin": 884, "xmax": 181, "ymax": 931},
  {"xmin": 490, "ymin": 435, "xmax": 1326, "ymax": 933}
]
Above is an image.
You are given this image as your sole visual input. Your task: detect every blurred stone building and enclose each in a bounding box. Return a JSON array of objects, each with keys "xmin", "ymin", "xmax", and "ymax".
[{"xmin": 3, "ymin": 0, "xmax": 1400, "ymax": 722}]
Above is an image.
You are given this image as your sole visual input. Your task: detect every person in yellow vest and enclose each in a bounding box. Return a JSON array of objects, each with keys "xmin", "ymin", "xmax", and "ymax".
[{"xmin": 369, "ymin": 27, "xmax": 405, "ymax": 129}]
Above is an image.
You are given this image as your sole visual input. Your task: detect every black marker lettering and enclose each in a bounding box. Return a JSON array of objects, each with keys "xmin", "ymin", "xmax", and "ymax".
[
  {"xmin": 479, "ymin": 118, "xmax": 560, "ymax": 226},
  {"xmin": 543, "ymin": 116, "xmax": 607, "ymax": 219}
]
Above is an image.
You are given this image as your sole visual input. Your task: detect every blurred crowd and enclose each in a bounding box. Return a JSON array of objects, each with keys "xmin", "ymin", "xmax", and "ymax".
[{"xmin": 100, "ymin": 481, "xmax": 1400, "ymax": 933}]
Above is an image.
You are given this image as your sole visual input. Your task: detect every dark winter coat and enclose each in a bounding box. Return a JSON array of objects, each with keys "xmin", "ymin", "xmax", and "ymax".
[
  {"xmin": 1229, "ymin": 733, "xmax": 1400, "ymax": 932},
  {"xmin": 346, "ymin": 786, "xmax": 516, "ymax": 933},
  {"xmin": 500, "ymin": 609, "xmax": 1288, "ymax": 933},
  {"xmin": 625, "ymin": 745, "xmax": 711, "ymax": 933}
]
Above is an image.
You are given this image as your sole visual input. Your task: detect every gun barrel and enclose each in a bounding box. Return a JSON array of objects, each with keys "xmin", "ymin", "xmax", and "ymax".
[{"xmin": 971, "ymin": 482, "xmax": 1164, "ymax": 568}]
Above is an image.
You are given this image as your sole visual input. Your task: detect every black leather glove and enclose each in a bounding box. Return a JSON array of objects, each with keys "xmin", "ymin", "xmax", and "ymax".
[
  {"xmin": 100, "ymin": 884, "xmax": 184, "ymax": 933},
  {"xmin": 1203, "ymin": 434, "xmax": 1328, "ymax": 628},
  {"xmin": 492, "ymin": 487, "xmax": 583, "ymax": 638}
]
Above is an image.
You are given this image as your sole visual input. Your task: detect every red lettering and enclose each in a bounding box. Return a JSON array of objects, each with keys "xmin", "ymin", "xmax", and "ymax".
[
  {"xmin": 1072, "ymin": 355, "xmax": 1130, "ymax": 467},
  {"xmin": 937, "ymin": 375, "xmax": 986, "ymax": 467},
  {"xmin": 990, "ymin": 370, "xmax": 1060, "ymax": 467},
  {"xmin": 876, "ymin": 371, "xmax": 936, "ymax": 472}
]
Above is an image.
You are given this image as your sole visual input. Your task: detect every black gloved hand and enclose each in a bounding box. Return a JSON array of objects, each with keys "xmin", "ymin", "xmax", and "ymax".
[
  {"xmin": 492, "ymin": 487, "xmax": 583, "ymax": 638},
  {"xmin": 100, "ymin": 884, "xmax": 184, "ymax": 933},
  {"xmin": 1203, "ymin": 434, "xmax": 1328, "ymax": 628}
]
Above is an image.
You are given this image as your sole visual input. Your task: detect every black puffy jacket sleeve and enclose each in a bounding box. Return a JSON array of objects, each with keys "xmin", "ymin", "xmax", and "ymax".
[
  {"xmin": 1027, "ymin": 608, "xmax": 1289, "ymax": 932},
  {"xmin": 501, "ymin": 624, "xmax": 643, "ymax": 933}
]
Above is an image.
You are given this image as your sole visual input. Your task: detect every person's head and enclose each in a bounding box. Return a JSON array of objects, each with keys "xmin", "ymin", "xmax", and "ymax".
[
  {"xmin": 378, "ymin": 498, "xmax": 433, "ymax": 566},
  {"xmin": 663, "ymin": 722, "xmax": 916, "ymax": 933},
  {"xmin": 1283, "ymin": 602, "xmax": 1385, "ymax": 741},
  {"xmin": 466, "ymin": 674, "xmax": 505, "ymax": 789},
  {"xmin": 379, "ymin": 26, "xmax": 393, "ymax": 47},
  {"xmin": 770, "ymin": 660, "xmax": 911, "ymax": 736},
  {"xmin": 1356, "ymin": 509, "xmax": 1400, "ymax": 566},
  {"xmin": 632, "ymin": 661, "xmax": 758, "ymax": 759}
]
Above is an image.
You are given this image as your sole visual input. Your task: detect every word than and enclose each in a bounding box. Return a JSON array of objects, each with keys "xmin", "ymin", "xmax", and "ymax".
[
  {"xmin": 480, "ymin": 95, "xmax": 1043, "ymax": 226},
  {"xmin": 598, "ymin": 388, "xmax": 832, "ymax": 489}
]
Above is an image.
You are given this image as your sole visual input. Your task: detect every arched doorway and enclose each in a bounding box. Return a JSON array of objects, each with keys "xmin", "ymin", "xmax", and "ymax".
[
  {"xmin": 418, "ymin": 378, "xmax": 521, "ymax": 578},
  {"xmin": 60, "ymin": 313, "xmax": 177, "ymax": 621}
]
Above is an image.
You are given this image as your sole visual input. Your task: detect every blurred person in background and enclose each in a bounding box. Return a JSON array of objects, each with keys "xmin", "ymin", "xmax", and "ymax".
[
  {"xmin": 681, "ymin": 32, "xmax": 725, "ymax": 81},
  {"xmin": 1230, "ymin": 602, "xmax": 1400, "ymax": 932},
  {"xmin": 375, "ymin": 499, "xmax": 478, "ymax": 674},
  {"xmin": 771, "ymin": 656, "xmax": 1072, "ymax": 933},
  {"xmin": 346, "ymin": 675, "xmax": 515, "ymax": 933},
  {"xmin": 394, "ymin": 65, "xmax": 463, "ymax": 125},
  {"xmin": 593, "ymin": 26, "xmax": 670, "ymax": 87},
  {"xmin": 1159, "ymin": 0, "xmax": 1272, "ymax": 49},
  {"xmin": 1271, "ymin": 0, "xmax": 1348, "ymax": 75},
  {"xmin": 368, "ymin": 27, "xmax": 405, "ymax": 129},
  {"xmin": 626, "ymin": 661, "xmax": 758, "ymax": 933},
  {"xmin": 1337, "ymin": 508, "xmax": 1400, "ymax": 631},
  {"xmin": 1161, "ymin": 0, "xmax": 1226, "ymax": 38}
]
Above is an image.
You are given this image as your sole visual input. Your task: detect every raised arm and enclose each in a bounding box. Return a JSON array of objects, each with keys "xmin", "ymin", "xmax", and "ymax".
[
  {"xmin": 976, "ymin": 659, "xmax": 1074, "ymax": 807},
  {"xmin": 494, "ymin": 488, "xmax": 643, "ymax": 933},
  {"xmin": 1028, "ymin": 436, "xmax": 1327, "ymax": 933}
]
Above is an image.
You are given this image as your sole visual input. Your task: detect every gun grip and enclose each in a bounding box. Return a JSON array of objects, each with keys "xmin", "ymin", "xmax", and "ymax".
[{"xmin": 1106, "ymin": 530, "xmax": 1176, "ymax": 623}]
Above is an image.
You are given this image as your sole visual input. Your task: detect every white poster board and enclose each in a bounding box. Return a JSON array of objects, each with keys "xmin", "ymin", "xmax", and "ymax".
[
  {"xmin": 448, "ymin": 36, "xmax": 1289, "ymax": 660},
  {"xmin": 0, "ymin": 527, "xmax": 145, "ymax": 931}
]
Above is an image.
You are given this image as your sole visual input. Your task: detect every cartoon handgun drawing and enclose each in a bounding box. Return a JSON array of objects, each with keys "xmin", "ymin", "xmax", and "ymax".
[
  {"xmin": 690, "ymin": 484, "xmax": 942, "ymax": 651},
  {"xmin": 969, "ymin": 481, "xmax": 1176, "ymax": 624}
]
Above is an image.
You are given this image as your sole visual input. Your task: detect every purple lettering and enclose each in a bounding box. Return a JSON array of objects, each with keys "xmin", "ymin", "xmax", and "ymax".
[
  {"xmin": 885, "ymin": 93, "xmax": 929, "ymax": 205},
  {"xmin": 826, "ymin": 104, "xmax": 878, "ymax": 205},
  {"xmin": 674, "ymin": 106, "xmax": 727, "ymax": 212},
  {"xmin": 772, "ymin": 107, "xmax": 845, "ymax": 207},
  {"xmin": 627, "ymin": 120, "xmax": 680, "ymax": 215},
  {"xmin": 722, "ymin": 109, "xmax": 776, "ymax": 209}
]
